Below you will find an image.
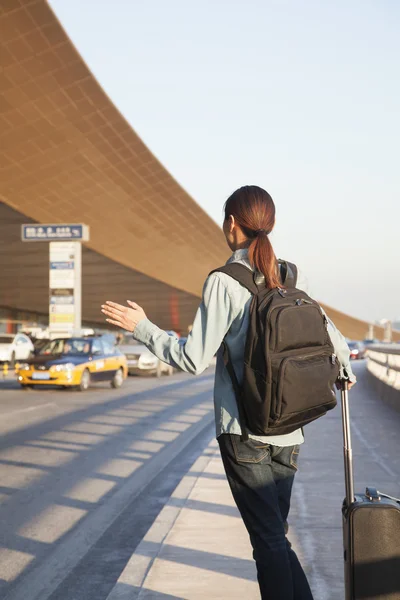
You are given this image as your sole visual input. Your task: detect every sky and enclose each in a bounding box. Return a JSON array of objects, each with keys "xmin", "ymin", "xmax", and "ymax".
[{"xmin": 49, "ymin": 0, "xmax": 400, "ymax": 324}]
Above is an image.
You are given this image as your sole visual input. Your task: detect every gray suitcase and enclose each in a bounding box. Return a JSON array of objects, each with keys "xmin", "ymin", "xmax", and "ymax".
[{"xmin": 340, "ymin": 379, "xmax": 400, "ymax": 599}]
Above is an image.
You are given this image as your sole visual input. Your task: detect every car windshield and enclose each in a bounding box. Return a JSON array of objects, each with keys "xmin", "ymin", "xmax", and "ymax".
[
  {"xmin": 39, "ymin": 338, "xmax": 91, "ymax": 356},
  {"xmin": 348, "ymin": 342, "xmax": 359, "ymax": 349},
  {"xmin": 0, "ymin": 336, "xmax": 12, "ymax": 344}
]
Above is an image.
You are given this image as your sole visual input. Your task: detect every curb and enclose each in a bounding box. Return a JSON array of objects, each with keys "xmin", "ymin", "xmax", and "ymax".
[{"xmin": 106, "ymin": 442, "xmax": 219, "ymax": 600}]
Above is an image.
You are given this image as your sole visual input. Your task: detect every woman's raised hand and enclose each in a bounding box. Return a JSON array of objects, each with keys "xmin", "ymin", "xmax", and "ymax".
[{"xmin": 101, "ymin": 301, "xmax": 146, "ymax": 332}]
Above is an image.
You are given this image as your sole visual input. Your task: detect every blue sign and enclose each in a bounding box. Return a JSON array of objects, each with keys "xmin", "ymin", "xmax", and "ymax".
[
  {"xmin": 50, "ymin": 261, "xmax": 75, "ymax": 270},
  {"xmin": 22, "ymin": 224, "xmax": 89, "ymax": 241},
  {"xmin": 50, "ymin": 295, "xmax": 74, "ymax": 305}
]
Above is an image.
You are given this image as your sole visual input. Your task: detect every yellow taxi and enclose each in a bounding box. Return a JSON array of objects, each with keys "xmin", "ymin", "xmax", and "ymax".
[{"xmin": 17, "ymin": 336, "xmax": 128, "ymax": 391}]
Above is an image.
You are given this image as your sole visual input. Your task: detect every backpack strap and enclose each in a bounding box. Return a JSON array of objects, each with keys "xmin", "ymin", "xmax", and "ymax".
[
  {"xmin": 278, "ymin": 260, "xmax": 298, "ymax": 288},
  {"xmin": 211, "ymin": 260, "xmax": 298, "ymax": 291},
  {"xmin": 209, "ymin": 263, "xmax": 256, "ymax": 441},
  {"xmin": 209, "ymin": 263, "xmax": 259, "ymax": 295}
]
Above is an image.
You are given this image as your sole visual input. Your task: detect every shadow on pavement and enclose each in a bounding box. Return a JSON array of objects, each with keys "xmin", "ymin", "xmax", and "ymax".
[
  {"xmin": 0, "ymin": 374, "xmax": 214, "ymax": 598},
  {"xmin": 111, "ymin": 582, "xmax": 184, "ymax": 599},
  {"xmin": 140, "ymin": 541, "xmax": 256, "ymax": 581}
]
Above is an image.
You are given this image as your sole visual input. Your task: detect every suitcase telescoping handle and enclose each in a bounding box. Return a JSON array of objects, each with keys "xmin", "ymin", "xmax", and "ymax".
[{"xmin": 340, "ymin": 379, "xmax": 355, "ymax": 507}]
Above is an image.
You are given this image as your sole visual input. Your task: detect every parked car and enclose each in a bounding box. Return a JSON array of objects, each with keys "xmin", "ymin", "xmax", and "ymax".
[
  {"xmin": 348, "ymin": 341, "xmax": 367, "ymax": 360},
  {"xmin": 0, "ymin": 333, "xmax": 34, "ymax": 366},
  {"xmin": 118, "ymin": 335, "xmax": 174, "ymax": 376},
  {"xmin": 16, "ymin": 335, "xmax": 127, "ymax": 390}
]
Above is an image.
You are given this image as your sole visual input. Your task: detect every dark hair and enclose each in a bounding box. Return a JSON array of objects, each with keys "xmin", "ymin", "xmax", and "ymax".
[{"xmin": 224, "ymin": 185, "xmax": 281, "ymax": 288}]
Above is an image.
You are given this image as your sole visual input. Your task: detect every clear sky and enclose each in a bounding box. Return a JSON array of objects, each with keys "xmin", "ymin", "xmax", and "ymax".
[{"xmin": 49, "ymin": 0, "xmax": 400, "ymax": 324}]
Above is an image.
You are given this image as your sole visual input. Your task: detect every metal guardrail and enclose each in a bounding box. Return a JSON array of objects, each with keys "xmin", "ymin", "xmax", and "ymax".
[{"xmin": 367, "ymin": 345, "xmax": 400, "ymax": 392}]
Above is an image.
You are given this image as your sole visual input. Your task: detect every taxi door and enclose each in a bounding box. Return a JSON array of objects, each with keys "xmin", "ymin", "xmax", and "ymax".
[
  {"xmin": 102, "ymin": 340, "xmax": 122, "ymax": 378},
  {"xmin": 89, "ymin": 339, "xmax": 108, "ymax": 381}
]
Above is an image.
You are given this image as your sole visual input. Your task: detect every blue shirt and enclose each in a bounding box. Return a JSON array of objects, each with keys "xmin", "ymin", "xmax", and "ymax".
[{"xmin": 133, "ymin": 249, "xmax": 355, "ymax": 446}]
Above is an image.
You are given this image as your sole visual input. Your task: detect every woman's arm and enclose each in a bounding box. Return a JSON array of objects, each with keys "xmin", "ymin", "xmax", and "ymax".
[
  {"xmin": 321, "ymin": 309, "xmax": 357, "ymax": 383},
  {"xmin": 102, "ymin": 274, "xmax": 237, "ymax": 375}
]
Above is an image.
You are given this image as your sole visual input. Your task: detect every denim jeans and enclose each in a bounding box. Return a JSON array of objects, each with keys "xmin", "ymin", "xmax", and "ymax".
[{"xmin": 218, "ymin": 434, "xmax": 314, "ymax": 600}]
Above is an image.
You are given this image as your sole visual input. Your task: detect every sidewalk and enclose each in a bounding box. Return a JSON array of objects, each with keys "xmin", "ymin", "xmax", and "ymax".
[
  {"xmin": 106, "ymin": 362, "xmax": 400, "ymax": 600},
  {"xmin": 105, "ymin": 428, "xmax": 339, "ymax": 600},
  {"xmin": 106, "ymin": 436, "xmax": 320, "ymax": 600},
  {"xmin": 105, "ymin": 422, "xmax": 342, "ymax": 600},
  {"xmin": 106, "ymin": 439, "xmax": 260, "ymax": 600}
]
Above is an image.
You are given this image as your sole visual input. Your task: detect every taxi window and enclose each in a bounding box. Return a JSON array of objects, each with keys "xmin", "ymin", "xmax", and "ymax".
[
  {"xmin": 39, "ymin": 339, "xmax": 89, "ymax": 355},
  {"xmin": 92, "ymin": 339, "xmax": 103, "ymax": 356},
  {"xmin": 40, "ymin": 339, "xmax": 64, "ymax": 355},
  {"xmin": 64, "ymin": 339, "xmax": 88, "ymax": 354}
]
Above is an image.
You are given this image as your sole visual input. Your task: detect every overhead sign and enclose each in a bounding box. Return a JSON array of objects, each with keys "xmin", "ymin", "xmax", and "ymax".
[{"xmin": 22, "ymin": 224, "xmax": 89, "ymax": 242}]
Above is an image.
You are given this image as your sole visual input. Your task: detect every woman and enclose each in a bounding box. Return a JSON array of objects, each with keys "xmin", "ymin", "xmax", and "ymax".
[{"xmin": 101, "ymin": 185, "xmax": 356, "ymax": 600}]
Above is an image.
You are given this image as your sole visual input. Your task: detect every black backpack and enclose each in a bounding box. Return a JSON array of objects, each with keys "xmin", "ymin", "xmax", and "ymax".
[{"xmin": 211, "ymin": 260, "xmax": 339, "ymax": 440}]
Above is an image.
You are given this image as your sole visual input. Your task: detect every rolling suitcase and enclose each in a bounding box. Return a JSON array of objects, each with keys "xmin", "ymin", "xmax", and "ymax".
[{"xmin": 340, "ymin": 379, "xmax": 400, "ymax": 600}]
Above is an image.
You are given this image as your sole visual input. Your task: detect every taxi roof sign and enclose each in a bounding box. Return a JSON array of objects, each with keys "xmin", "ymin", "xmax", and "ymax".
[{"xmin": 22, "ymin": 224, "xmax": 89, "ymax": 242}]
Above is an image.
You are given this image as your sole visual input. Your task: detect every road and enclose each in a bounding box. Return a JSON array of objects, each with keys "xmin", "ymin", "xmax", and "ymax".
[
  {"xmin": 0, "ymin": 371, "xmax": 215, "ymax": 600},
  {"xmin": 0, "ymin": 361, "xmax": 399, "ymax": 600}
]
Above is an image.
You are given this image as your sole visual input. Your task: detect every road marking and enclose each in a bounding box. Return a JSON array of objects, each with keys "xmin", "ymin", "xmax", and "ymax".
[{"xmin": 2, "ymin": 403, "xmax": 56, "ymax": 418}]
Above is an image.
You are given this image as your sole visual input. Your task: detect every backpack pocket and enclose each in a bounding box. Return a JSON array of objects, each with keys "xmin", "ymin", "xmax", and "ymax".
[
  {"xmin": 275, "ymin": 352, "xmax": 338, "ymax": 420},
  {"xmin": 273, "ymin": 304, "xmax": 327, "ymax": 353}
]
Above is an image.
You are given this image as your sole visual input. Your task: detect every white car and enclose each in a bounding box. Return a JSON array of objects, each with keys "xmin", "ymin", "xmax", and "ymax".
[
  {"xmin": 0, "ymin": 333, "xmax": 35, "ymax": 366},
  {"xmin": 118, "ymin": 336, "xmax": 174, "ymax": 377}
]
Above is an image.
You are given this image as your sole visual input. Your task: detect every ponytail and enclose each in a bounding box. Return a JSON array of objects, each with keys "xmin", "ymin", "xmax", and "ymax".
[
  {"xmin": 224, "ymin": 185, "xmax": 282, "ymax": 289},
  {"xmin": 248, "ymin": 233, "xmax": 281, "ymax": 289}
]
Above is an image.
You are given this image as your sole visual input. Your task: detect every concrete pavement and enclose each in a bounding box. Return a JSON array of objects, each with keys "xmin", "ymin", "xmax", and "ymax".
[
  {"xmin": 106, "ymin": 440, "xmax": 259, "ymax": 600},
  {"xmin": 1, "ymin": 360, "xmax": 399, "ymax": 599},
  {"xmin": 0, "ymin": 371, "xmax": 216, "ymax": 600},
  {"xmin": 107, "ymin": 360, "xmax": 400, "ymax": 600}
]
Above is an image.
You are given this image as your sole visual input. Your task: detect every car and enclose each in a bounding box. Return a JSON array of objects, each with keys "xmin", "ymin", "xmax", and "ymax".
[
  {"xmin": 118, "ymin": 334, "xmax": 174, "ymax": 377},
  {"xmin": 16, "ymin": 336, "xmax": 127, "ymax": 391},
  {"xmin": 348, "ymin": 341, "xmax": 367, "ymax": 360},
  {"xmin": 363, "ymin": 338, "xmax": 379, "ymax": 347},
  {"xmin": 0, "ymin": 333, "xmax": 34, "ymax": 366}
]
